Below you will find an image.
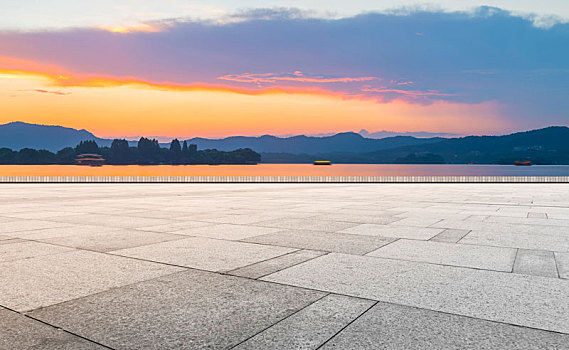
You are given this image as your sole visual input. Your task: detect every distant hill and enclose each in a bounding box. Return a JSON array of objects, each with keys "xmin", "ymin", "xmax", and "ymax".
[
  {"xmin": 0, "ymin": 122, "xmax": 442, "ymax": 154},
  {"xmin": 2, "ymin": 122, "xmax": 567, "ymax": 164},
  {"xmin": 0, "ymin": 122, "xmax": 110, "ymax": 152},
  {"xmin": 262, "ymin": 126, "xmax": 569, "ymax": 164},
  {"xmin": 183, "ymin": 133, "xmax": 442, "ymax": 154}
]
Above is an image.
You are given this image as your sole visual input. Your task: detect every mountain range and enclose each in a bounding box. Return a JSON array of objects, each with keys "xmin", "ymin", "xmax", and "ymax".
[
  {"xmin": 1, "ymin": 121, "xmax": 568, "ymax": 164},
  {"xmin": 0, "ymin": 122, "xmax": 442, "ymax": 153}
]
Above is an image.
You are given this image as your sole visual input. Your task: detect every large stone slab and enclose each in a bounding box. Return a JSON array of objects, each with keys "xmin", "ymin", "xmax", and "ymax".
[
  {"xmin": 460, "ymin": 229, "xmax": 569, "ymax": 252},
  {"xmin": 367, "ymin": 239, "xmax": 516, "ymax": 272},
  {"xmin": 234, "ymin": 294, "xmax": 375, "ymax": 349},
  {"xmin": 227, "ymin": 249, "xmax": 327, "ymax": 279},
  {"xmin": 4, "ymin": 224, "xmax": 123, "ymax": 240},
  {"xmin": 39, "ymin": 229, "xmax": 186, "ymax": 252},
  {"xmin": 243, "ymin": 230, "xmax": 395, "ymax": 255},
  {"xmin": 310, "ymin": 213, "xmax": 401, "ymax": 225},
  {"xmin": 555, "ymin": 252, "xmax": 569, "ymax": 279},
  {"xmin": 111, "ymin": 236, "xmax": 296, "ymax": 272},
  {"xmin": 0, "ymin": 241, "xmax": 75, "ymax": 262},
  {"xmin": 321, "ymin": 302, "xmax": 569, "ymax": 350},
  {"xmin": 0, "ymin": 250, "xmax": 183, "ymax": 311},
  {"xmin": 514, "ymin": 249, "xmax": 559, "ymax": 278},
  {"xmin": 0, "ymin": 308, "xmax": 105, "ymax": 350},
  {"xmin": 133, "ymin": 221, "xmax": 215, "ymax": 233},
  {"xmin": 252, "ymin": 217, "xmax": 359, "ymax": 232},
  {"xmin": 339, "ymin": 224, "xmax": 444, "ymax": 240},
  {"xmin": 429, "ymin": 229, "xmax": 470, "ymax": 243},
  {"xmin": 48, "ymin": 213, "xmax": 172, "ymax": 229},
  {"xmin": 0, "ymin": 219, "xmax": 72, "ymax": 234},
  {"xmin": 29, "ymin": 269, "xmax": 326, "ymax": 350},
  {"xmin": 262, "ymin": 253, "xmax": 569, "ymax": 333},
  {"xmin": 166, "ymin": 223, "xmax": 284, "ymax": 240}
]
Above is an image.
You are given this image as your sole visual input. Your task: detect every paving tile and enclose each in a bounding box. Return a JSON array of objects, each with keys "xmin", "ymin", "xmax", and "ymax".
[
  {"xmin": 390, "ymin": 217, "xmax": 443, "ymax": 227},
  {"xmin": 252, "ymin": 218, "xmax": 359, "ymax": 232},
  {"xmin": 234, "ymin": 294, "xmax": 375, "ymax": 350},
  {"xmin": 320, "ymin": 302, "xmax": 569, "ymax": 350},
  {"xmin": 3, "ymin": 211, "xmax": 87, "ymax": 220},
  {"xmin": 0, "ymin": 219, "xmax": 73, "ymax": 234},
  {"xmin": 167, "ymin": 223, "xmax": 284, "ymax": 240},
  {"xmin": 528, "ymin": 212, "xmax": 548, "ymax": 219},
  {"xmin": 0, "ymin": 308, "xmax": 105, "ymax": 350},
  {"xmin": 0, "ymin": 250, "xmax": 183, "ymax": 311},
  {"xmin": 227, "ymin": 250, "xmax": 327, "ymax": 279},
  {"xmin": 339, "ymin": 224, "xmax": 444, "ymax": 240},
  {"xmin": 243, "ymin": 230, "xmax": 395, "ymax": 255},
  {"xmin": 555, "ymin": 252, "xmax": 569, "ymax": 279},
  {"xmin": 310, "ymin": 213, "xmax": 401, "ymax": 225},
  {"xmin": 460, "ymin": 229, "xmax": 569, "ymax": 252},
  {"xmin": 29, "ymin": 269, "xmax": 326, "ymax": 350},
  {"xmin": 48, "ymin": 214, "xmax": 172, "ymax": 229},
  {"xmin": 39, "ymin": 229, "xmax": 186, "ymax": 252},
  {"xmin": 6, "ymin": 224, "xmax": 124, "ymax": 240},
  {"xmin": 429, "ymin": 229, "xmax": 470, "ymax": 243},
  {"xmin": 514, "ymin": 249, "xmax": 558, "ymax": 278},
  {"xmin": 464, "ymin": 215, "xmax": 489, "ymax": 221},
  {"xmin": 486, "ymin": 216, "xmax": 569, "ymax": 227},
  {"xmin": 0, "ymin": 238, "xmax": 27, "ymax": 245},
  {"xmin": 200, "ymin": 214, "xmax": 293, "ymax": 225},
  {"xmin": 262, "ymin": 253, "xmax": 569, "ymax": 333},
  {"xmin": 133, "ymin": 220, "xmax": 215, "ymax": 233},
  {"xmin": 0, "ymin": 241, "xmax": 75, "ymax": 262},
  {"xmin": 367, "ymin": 239, "xmax": 516, "ymax": 272},
  {"xmin": 112, "ymin": 236, "xmax": 296, "ymax": 272}
]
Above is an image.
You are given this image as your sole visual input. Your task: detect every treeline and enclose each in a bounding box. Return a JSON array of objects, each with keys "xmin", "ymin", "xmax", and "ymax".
[{"xmin": 0, "ymin": 138, "xmax": 260, "ymax": 165}]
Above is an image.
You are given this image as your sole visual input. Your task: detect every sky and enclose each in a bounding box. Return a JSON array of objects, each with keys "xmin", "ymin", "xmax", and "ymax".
[{"xmin": 1, "ymin": 1, "xmax": 568, "ymax": 139}]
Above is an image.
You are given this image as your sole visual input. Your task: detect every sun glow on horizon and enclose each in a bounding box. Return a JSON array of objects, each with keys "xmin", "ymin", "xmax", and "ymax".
[{"xmin": 0, "ymin": 67, "xmax": 509, "ymax": 139}]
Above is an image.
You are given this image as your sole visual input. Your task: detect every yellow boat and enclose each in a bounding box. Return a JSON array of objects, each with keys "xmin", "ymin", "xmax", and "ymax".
[{"xmin": 313, "ymin": 160, "xmax": 332, "ymax": 165}]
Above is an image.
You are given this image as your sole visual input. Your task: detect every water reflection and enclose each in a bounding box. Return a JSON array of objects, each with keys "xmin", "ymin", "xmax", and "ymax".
[{"xmin": 0, "ymin": 164, "xmax": 568, "ymax": 176}]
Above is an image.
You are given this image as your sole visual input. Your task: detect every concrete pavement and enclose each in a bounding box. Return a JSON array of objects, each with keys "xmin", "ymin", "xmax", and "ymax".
[{"xmin": 1, "ymin": 184, "xmax": 569, "ymax": 349}]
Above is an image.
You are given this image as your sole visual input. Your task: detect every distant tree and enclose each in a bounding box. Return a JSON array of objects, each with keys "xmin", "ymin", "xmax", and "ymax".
[
  {"xmin": 17, "ymin": 148, "xmax": 56, "ymax": 164},
  {"xmin": 189, "ymin": 144, "xmax": 197, "ymax": 153},
  {"xmin": 137, "ymin": 137, "xmax": 162, "ymax": 164},
  {"xmin": 76, "ymin": 140, "xmax": 99, "ymax": 154},
  {"xmin": 170, "ymin": 139, "xmax": 181, "ymax": 153},
  {"xmin": 0, "ymin": 148, "xmax": 17, "ymax": 164},
  {"xmin": 182, "ymin": 141, "xmax": 188, "ymax": 153},
  {"xmin": 169, "ymin": 139, "xmax": 182, "ymax": 164},
  {"xmin": 56, "ymin": 147, "xmax": 77, "ymax": 164},
  {"xmin": 394, "ymin": 153, "xmax": 445, "ymax": 164},
  {"xmin": 110, "ymin": 139, "xmax": 131, "ymax": 164}
]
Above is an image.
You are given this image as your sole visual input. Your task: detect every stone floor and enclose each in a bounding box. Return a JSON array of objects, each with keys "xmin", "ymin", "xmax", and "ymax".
[{"xmin": 1, "ymin": 183, "xmax": 569, "ymax": 349}]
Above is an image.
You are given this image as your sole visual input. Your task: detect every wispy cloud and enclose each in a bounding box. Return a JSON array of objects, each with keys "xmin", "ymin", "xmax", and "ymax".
[
  {"xmin": 28, "ymin": 89, "xmax": 70, "ymax": 96},
  {"xmin": 218, "ymin": 71, "xmax": 377, "ymax": 84},
  {"xmin": 362, "ymin": 87, "xmax": 454, "ymax": 98}
]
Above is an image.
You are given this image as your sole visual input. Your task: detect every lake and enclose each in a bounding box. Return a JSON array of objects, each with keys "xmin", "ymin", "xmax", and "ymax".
[{"xmin": 0, "ymin": 164, "xmax": 568, "ymax": 176}]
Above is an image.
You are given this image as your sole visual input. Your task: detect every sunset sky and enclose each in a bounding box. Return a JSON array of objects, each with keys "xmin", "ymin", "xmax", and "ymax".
[{"xmin": 1, "ymin": 1, "xmax": 568, "ymax": 139}]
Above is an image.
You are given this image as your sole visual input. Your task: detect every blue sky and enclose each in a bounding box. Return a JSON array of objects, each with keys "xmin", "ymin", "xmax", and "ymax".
[{"xmin": 0, "ymin": 2, "xmax": 568, "ymax": 137}]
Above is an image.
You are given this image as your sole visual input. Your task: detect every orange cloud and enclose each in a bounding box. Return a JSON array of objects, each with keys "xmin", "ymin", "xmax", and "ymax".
[{"xmin": 0, "ymin": 57, "xmax": 352, "ymax": 99}]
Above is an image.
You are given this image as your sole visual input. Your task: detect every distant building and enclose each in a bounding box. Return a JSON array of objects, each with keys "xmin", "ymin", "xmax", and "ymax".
[{"xmin": 75, "ymin": 154, "xmax": 105, "ymax": 166}]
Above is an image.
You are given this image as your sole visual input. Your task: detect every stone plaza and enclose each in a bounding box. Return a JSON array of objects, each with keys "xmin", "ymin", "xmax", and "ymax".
[{"xmin": 1, "ymin": 183, "xmax": 569, "ymax": 349}]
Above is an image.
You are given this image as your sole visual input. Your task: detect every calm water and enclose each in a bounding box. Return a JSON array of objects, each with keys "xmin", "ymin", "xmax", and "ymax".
[{"xmin": 0, "ymin": 164, "xmax": 568, "ymax": 176}]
